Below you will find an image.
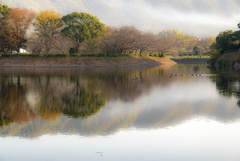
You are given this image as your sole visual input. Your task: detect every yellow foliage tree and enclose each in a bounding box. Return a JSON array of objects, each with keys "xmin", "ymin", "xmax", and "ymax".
[
  {"xmin": 34, "ymin": 10, "xmax": 63, "ymax": 38},
  {"xmin": 33, "ymin": 10, "xmax": 64, "ymax": 54}
]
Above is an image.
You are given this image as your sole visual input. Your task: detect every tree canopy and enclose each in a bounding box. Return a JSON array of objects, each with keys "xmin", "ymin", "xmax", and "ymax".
[
  {"xmin": 33, "ymin": 10, "xmax": 63, "ymax": 38},
  {"xmin": 33, "ymin": 10, "xmax": 64, "ymax": 54},
  {"xmin": 0, "ymin": 4, "xmax": 11, "ymax": 18},
  {"xmin": 62, "ymin": 12, "xmax": 106, "ymax": 52},
  {"xmin": 0, "ymin": 8, "xmax": 35, "ymax": 54},
  {"xmin": 214, "ymin": 30, "xmax": 240, "ymax": 54}
]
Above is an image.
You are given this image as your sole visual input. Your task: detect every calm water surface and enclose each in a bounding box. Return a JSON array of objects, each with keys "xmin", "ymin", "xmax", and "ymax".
[{"xmin": 1, "ymin": 64, "xmax": 240, "ymax": 161}]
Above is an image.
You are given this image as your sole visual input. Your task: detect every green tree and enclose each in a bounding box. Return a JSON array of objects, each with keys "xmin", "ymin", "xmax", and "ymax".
[
  {"xmin": 215, "ymin": 30, "xmax": 237, "ymax": 54},
  {"xmin": 193, "ymin": 46, "xmax": 201, "ymax": 55},
  {"xmin": 62, "ymin": 12, "xmax": 106, "ymax": 53},
  {"xmin": 0, "ymin": 4, "xmax": 11, "ymax": 19}
]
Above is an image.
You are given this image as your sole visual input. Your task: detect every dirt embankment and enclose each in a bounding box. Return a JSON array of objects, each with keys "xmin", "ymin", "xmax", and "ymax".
[
  {"xmin": 0, "ymin": 56, "xmax": 176, "ymax": 68},
  {"xmin": 216, "ymin": 52, "xmax": 240, "ymax": 68},
  {"xmin": 217, "ymin": 52, "xmax": 240, "ymax": 63}
]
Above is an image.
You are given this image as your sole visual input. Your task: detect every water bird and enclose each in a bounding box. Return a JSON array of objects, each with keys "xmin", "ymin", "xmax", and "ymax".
[
  {"xmin": 181, "ymin": 75, "xmax": 183, "ymax": 76},
  {"xmin": 175, "ymin": 75, "xmax": 177, "ymax": 76}
]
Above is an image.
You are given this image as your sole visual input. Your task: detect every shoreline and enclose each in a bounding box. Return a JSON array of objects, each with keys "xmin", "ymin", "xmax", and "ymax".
[
  {"xmin": 170, "ymin": 58, "xmax": 209, "ymax": 64},
  {"xmin": 0, "ymin": 57, "xmax": 176, "ymax": 68}
]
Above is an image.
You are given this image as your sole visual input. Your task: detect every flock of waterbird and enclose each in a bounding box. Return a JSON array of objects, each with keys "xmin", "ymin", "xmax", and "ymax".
[
  {"xmin": 170, "ymin": 73, "xmax": 201, "ymax": 78},
  {"xmin": 126, "ymin": 72, "xmax": 203, "ymax": 81}
]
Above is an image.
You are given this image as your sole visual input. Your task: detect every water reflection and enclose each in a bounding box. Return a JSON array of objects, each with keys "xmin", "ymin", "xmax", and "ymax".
[
  {"xmin": 0, "ymin": 65, "xmax": 240, "ymax": 138},
  {"xmin": 209, "ymin": 68, "xmax": 240, "ymax": 105}
]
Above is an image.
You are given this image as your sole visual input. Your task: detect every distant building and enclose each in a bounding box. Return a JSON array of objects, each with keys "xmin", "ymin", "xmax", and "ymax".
[{"xmin": 12, "ymin": 48, "xmax": 29, "ymax": 54}]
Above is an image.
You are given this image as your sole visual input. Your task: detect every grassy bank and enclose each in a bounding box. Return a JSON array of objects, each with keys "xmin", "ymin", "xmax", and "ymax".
[{"xmin": 0, "ymin": 56, "xmax": 176, "ymax": 67}]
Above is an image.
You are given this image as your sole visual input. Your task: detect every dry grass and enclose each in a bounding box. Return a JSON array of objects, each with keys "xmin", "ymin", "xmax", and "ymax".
[{"xmin": 0, "ymin": 57, "xmax": 176, "ymax": 67}]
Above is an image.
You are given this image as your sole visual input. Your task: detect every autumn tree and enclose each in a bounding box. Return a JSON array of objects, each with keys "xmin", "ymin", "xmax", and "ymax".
[
  {"xmin": 159, "ymin": 29, "xmax": 179, "ymax": 36},
  {"xmin": 0, "ymin": 8, "xmax": 35, "ymax": 55},
  {"xmin": 154, "ymin": 34, "xmax": 175, "ymax": 54},
  {"xmin": 33, "ymin": 10, "xmax": 64, "ymax": 54},
  {"xmin": 26, "ymin": 34, "xmax": 44, "ymax": 55},
  {"xmin": 101, "ymin": 26, "xmax": 146, "ymax": 54},
  {"xmin": 0, "ymin": 76, "xmax": 36, "ymax": 124},
  {"xmin": 62, "ymin": 12, "xmax": 106, "ymax": 53},
  {"xmin": 52, "ymin": 35, "xmax": 75, "ymax": 54},
  {"xmin": 136, "ymin": 33, "xmax": 155, "ymax": 55},
  {"xmin": 182, "ymin": 34, "xmax": 198, "ymax": 53},
  {"xmin": 198, "ymin": 36, "xmax": 215, "ymax": 53}
]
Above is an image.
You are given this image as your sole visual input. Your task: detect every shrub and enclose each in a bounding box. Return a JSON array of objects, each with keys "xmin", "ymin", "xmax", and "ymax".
[
  {"xmin": 98, "ymin": 53, "xmax": 106, "ymax": 57},
  {"xmin": 1, "ymin": 54, "xmax": 11, "ymax": 57},
  {"xmin": 111, "ymin": 53, "xmax": 118, "ymax": 57},
  {"xmin": 54, "ymin": 54, "xmax": 67, "ymax": 57},
  {"xmin": 19, "ymin": 54, "xmax": 36, "ymax": 57},
  {"xmin": 158, "ymin": 53, "xmax": 166, "ymax": 57},
  {"xmin": 81, "ymin": 54, "xmax": 88, "ymax": 57},
  {"xmin": 149, "ymin": 54, "xmax": 154, "ymax": 57},
  {"xmin": 69, "ymin": 53, "xmax": 79, "ymax": 57},
  {"xmin": 88, "ymin": 53, "xmax": 97, "ymax": 57},
  {"xmin": 47, "ymin": 54, "xmax": 55, "ymax": 57}
]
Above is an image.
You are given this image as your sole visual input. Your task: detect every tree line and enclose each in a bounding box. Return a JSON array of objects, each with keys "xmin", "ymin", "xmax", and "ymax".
[{"xmin": 0, "ymin": 3, "xmax": 215, "ymax": 57}]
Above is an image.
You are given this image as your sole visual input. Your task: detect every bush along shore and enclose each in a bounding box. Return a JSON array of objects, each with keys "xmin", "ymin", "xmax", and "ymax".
[{"xmin": 0, "ymin": 55, "xmax": 176, "ymax": 67}]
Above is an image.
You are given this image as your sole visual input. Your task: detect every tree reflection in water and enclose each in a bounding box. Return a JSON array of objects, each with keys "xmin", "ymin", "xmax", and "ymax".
[
  {"xmin": 62, "ymin": 89, "xmax": 106, "ymax": 118},
  {"xmin": 0, "ymin": 76, "xmax": 36, "ymax": 126},
  {"xmin": 210, "ymin": 68, "xmax": 240, "ymax": 107},
  {"xmin": 2, "ymin": 65, "xmax": 227, "ymax": 137}
]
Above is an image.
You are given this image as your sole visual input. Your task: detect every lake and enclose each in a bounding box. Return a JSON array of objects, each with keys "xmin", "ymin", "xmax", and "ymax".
[{"xmin": 1, "ymin": 64, "xmax": 240, "ymax": 161}]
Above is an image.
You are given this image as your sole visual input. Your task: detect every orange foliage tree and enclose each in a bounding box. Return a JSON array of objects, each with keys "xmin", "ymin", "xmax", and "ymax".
[{"xmin": 0, "ymin": 8, "xmax": 35, "ymax": 55}]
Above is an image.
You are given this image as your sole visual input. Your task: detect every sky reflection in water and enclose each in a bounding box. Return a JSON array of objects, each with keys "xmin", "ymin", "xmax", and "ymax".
[{"xmin": 1, "ymin": 64, "xmax": 240, "ymax": 161}]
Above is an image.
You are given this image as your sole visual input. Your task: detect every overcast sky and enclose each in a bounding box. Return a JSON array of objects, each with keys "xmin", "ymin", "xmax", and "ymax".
[{"xmin": 104, "ymin": 0, "xmax": 240, "ymax": 36}]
